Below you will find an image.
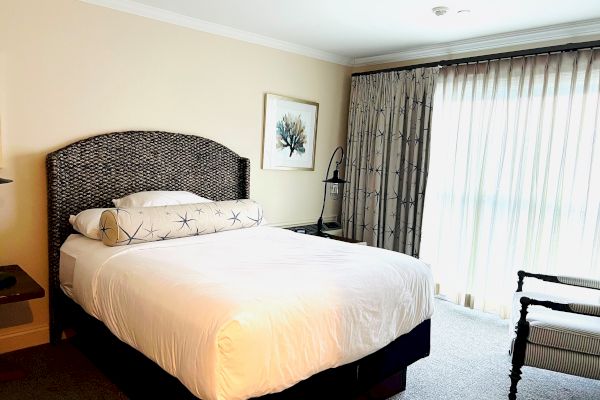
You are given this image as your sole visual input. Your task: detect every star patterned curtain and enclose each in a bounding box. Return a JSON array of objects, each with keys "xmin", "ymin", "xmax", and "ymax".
[{"xmin": 342, "ymin": 67, "xmax": 439, "ymax": 256}]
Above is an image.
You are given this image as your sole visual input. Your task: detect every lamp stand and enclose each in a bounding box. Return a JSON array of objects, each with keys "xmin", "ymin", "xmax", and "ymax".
[
  {"xmin": 317, "ymin": 146, "xmax": 346, "ymax": 236},
  {"xmin": 316, "ymin": 216, "xmax": 328, "ymax": 237}
]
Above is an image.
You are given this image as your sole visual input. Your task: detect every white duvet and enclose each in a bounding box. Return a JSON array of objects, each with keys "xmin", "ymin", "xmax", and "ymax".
[{"xmin": 60, "ymin": 226, "xmax": 434, "ymax": 400}]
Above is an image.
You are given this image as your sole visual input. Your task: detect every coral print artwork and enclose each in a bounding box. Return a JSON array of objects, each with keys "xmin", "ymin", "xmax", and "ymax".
[{"xmin": 262, "ymin": 94, "xmax": 318, "ymax": 170}]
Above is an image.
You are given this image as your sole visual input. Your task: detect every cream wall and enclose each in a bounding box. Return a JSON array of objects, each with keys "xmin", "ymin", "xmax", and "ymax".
[{"xmin": 0, "ymin": 0, "xmax": 351, "ymax": 352}]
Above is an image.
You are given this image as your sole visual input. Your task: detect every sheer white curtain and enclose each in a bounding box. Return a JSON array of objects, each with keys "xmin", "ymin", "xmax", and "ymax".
[{"xmin": 421, "ymin": 49, "xmax": 600, "ymax": 317}]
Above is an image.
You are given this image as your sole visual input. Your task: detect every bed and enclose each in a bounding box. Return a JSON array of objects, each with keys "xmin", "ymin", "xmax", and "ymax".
[{"xmin": 47, "ymin": 131, "xmax": 433, "ymax": 400}]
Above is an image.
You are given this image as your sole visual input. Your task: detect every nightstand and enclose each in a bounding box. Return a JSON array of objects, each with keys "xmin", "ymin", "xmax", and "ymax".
[
  {"xmin": 285, "ymin": 224, "xmax": 366, "ymax": 245},
  {"xmin": 0, "ymin": 264, "xmax": 45, "ymax": 381},
  {"xmin": 0, "ymin": 265, "xmax": 45, "ymax": 305}
]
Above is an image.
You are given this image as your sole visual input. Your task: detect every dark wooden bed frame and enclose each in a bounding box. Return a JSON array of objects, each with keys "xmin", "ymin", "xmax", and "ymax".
[{"xmin": 46, "ymin": 131, "xmax": 431, "ymax": 399}]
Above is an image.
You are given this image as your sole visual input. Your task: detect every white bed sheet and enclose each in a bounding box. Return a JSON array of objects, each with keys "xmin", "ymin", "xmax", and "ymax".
[
  {"xmin": 60, "ymin": 226, "xmax": 434, "ymax": 400},
  {"xmin": 59, "ymin": 246, "xmax": 77, "ymax": 299}
]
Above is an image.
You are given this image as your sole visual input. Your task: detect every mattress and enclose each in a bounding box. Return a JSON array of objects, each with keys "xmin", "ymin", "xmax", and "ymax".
[{"xmin": 60, "ymin": 226, "xmax": 434, "ymax": 400}]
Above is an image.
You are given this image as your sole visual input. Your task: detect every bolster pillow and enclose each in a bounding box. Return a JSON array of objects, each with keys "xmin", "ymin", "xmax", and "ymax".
[{"xmin": 99, "ymin": 199, "xmax": 265, "ymax": 246}]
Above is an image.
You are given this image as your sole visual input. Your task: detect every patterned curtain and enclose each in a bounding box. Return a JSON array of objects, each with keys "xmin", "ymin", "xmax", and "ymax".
[{"xmin": 342, "ymin": 68, "xmax": 439, "ymax": 255}]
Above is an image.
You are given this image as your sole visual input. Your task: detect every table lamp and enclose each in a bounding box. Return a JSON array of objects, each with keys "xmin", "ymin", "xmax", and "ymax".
[{"xmin": 317, "ymin": 146, "xmax": 348, "ymax": 236}]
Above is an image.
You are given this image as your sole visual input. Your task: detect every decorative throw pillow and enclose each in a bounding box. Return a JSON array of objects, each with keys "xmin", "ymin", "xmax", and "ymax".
[
  {"xmin": 112, "ymin": 191, "xmax": 213, "ymax": 208},
  {"xmin": 69, "ymin": 208, "xmax": 109, "ymax": 240},
  {"xmin": 100, "ymin": 199, "xmax": 265, "ymax": 246}
]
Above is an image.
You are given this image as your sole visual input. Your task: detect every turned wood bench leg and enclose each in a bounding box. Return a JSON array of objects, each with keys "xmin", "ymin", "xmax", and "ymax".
[{"xmin": 509, "ymin": 297, "xmax": 530, "ymax": 400}]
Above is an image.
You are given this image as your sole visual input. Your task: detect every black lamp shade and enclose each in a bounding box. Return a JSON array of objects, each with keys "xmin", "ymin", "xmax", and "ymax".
[
  {"xmin": 0, "ymin": 177, "xmax": 12, "ymax": 184},
  {"xmin": 322, "ymin": 169, "xmax": 348, "ymax": 184}
]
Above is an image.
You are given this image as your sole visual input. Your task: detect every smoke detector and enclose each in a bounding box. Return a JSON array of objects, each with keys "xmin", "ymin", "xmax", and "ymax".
[{"xmin": 432, "ymin": 6, "xmax": 449, "ymax": 16}]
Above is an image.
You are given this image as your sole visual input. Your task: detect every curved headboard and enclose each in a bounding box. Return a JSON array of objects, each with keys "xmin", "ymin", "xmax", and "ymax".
[{"xmin": 46, "ymin": 131, "xmax": 250, "ymax": 341}]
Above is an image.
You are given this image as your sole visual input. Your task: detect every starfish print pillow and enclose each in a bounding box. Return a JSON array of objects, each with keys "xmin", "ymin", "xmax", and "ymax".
[{"xmin": 99, "ymin": 199, "xmax": 265, "ymax": 246}]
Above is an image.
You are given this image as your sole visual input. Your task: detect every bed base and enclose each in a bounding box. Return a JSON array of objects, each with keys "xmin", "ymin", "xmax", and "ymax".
[{"xmin": 61, "ymin": 292, "xmax": 430, "ymax": 400}]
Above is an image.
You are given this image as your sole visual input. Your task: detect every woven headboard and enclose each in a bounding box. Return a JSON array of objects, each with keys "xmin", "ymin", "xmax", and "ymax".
[{"xmin": 46, "ymin": 131, "xmax": 250, "ymax": 341}]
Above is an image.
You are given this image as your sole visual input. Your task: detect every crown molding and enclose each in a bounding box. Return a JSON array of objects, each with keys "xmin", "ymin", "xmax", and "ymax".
[
  {"xmin": 79, "ymin": 1, "xmax": 600, "ymax": 69},
  {"xmin": 80, "ymin": 0, "xmax": 353, "ymax": 66},
  {"xmin": 352, "ymin": 18, "xmax": 600, "ymax": 66}
]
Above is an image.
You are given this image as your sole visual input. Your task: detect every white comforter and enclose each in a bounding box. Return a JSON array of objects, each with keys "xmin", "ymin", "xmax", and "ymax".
[{"xmin": 60, "ymin": 226, "xmax": 434, "ymax": 400}]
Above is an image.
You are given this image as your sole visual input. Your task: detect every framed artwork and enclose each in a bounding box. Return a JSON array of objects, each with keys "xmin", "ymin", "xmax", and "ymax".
[{"xmin": 262, "ymin": 93, "xmax": 319, "ymax": 170}]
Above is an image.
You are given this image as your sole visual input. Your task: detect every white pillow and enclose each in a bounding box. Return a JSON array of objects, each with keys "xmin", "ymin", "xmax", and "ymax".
[
  {"xmin": 69, "ymin": 208, "xmax": 108, "ymax": 240},
  {"xmin": 112, "ymin": 191, "xmax": 212, "ymax": 208}
]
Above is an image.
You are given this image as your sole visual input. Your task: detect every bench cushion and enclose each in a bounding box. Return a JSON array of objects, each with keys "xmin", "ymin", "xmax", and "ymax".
[
  {"xmin": 510, "ymin": 342, "xmax": 600, "ymax": 380},
  {"xmin": 512, "ymin": 292, "xmax": 600, "ymax": 356}
]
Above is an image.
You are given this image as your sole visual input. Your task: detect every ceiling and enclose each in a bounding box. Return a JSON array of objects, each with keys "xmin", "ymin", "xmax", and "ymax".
[{"xmin": 83, "ymin": 0, "xmax": 600, "ymax": 65}]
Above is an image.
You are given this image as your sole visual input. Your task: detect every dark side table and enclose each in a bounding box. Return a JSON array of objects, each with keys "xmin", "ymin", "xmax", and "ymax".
[
  {"xmin": 285, "ymin": 224, "xmax": 367, "ymax": 245},
  {"xmin": 0, "ymin": 264, "xmax": 45, "ymax": 381},
  {"xmin": 0, "ymin": 265, "xmax": 45, "ymax": 304}
]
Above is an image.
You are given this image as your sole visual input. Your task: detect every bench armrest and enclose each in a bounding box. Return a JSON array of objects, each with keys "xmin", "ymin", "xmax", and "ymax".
[
  {"xmin": 516, "ymin": 270, "xmax": 600, "ymax": 292},
  {"xmin": 517, "ymin": 297, "xmax": 600, "ymax": 318},
  {"xmin": 569, "ymin": 302, "xmax": 600, "ymax": 317}
]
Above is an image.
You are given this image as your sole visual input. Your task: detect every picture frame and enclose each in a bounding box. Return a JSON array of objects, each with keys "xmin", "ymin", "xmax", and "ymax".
[{"xmin": 262, "ymin": 93, "xmax": 319, "ymax": 170}]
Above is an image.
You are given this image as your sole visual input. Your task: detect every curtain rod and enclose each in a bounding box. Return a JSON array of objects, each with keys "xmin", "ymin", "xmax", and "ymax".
[{"xmin": 351, "ymin": 40, "xmax": 600, "ymax": 77}]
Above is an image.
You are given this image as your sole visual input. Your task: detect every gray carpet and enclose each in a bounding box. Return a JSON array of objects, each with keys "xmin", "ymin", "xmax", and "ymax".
[
  {"xmin": 0, "ymin": 299, "xmax": 598, "ymax": 399},
  {"xmin": 393, "ymin": 299, "xmax": 600, "ymax": 400}
]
